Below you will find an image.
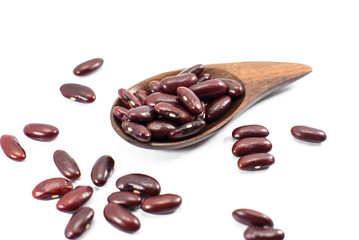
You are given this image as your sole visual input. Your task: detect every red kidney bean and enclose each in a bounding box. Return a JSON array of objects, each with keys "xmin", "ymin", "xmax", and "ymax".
[
  {"xmin": 149, "ymin": 80, "xmax": 161, "ymax": 93},
  {"xmin": 291, "ymin": 125, "xmax": 327, "ymax": 143},
  {"xmin": 56, "ymin": 186, "xmax": 93, "ymax": 212},
  {"xmin": 134, "ymin": 89, "xmax": 148, "ymax": 104},
  {"xmin": 178, "ymin": 64, "xmax": 204, "ymax": 77},
  {"xmin": 238, "ymin": 153, "xmax": 275, "ymax": 171},
  {"xmin": 65, "ymin": 207, "xmax": 94, "ymax": 239},
  {"xmin": 160, "ymin": 73, "xmax": 198, "ymax": 94},
  {"xmin": 205, "ymin": 95, "xmax": 232, "ymax": 122},
  {"xmin": 73, "ymin": 58, "xmax": 103, "ymax": 76},
  {"xmin": 244, "ymin": 226, "xmax": 285, "ymax": 240},
  {"xmin": 145, "ymin": 120, "xmax": 178, "ymax": 140},
  {"xmin": 0, "ymin": 134, "xmax": 26, "ymax": 161},
  {"xmin": 232, "ymin": 137, "xmax": 272, "ymax": 157},
  {"xmin": 195, "ymin": 101, "xmax": 206, "ymax": 120},
  {"xmin": 53, "ymin": 150, "xmax": 81, "ymax": 180},
  {"xmin": 118, "ymin": 88, "xmax": 142, "ymax": 108},
  {"xmin": 127, "ymin": 105, "xmax": 156, "ymax": 122},
  {"xmin": 232, "ymin": 209, "xmax": 274, "ymax": 227},
  {"xmin": 141, "ymin": 193, "xmax": 182, "ymax": 214},
  {"xmin": 144, "ymin": 92, "xmax": 181, "ymax": 107},
  {"xmin": 198, "ymin": 73, "xmax": 211, "ymax": 82},
  {"xmin": 91, "ymin": 155, "xmax": 115, "ymax": 187},
  {"xmin": 177, "ymin": 86, "xmax": 203, "ymax": 115},
  {"xmin": 232, "ymin": 125, "xmax": 269, "ymax": 140},
  {"xmin": 154, "ymin": 102, "xmax": 194, "ymax": 124},
  {"xmin": 60, "ymin": 83, "xmax": 96, "ymax": 103},
  {"xmin": 107, "ymin": 191, "xmax": 142, "ymax": 209},
  {"xmin": 168, "ymin": 120, "xmax": 206, "ymax": 140},
  {"xmin": 189, "ymin": 79, "xmax": 228, "ymax": 101},
  {"xmin": 104, "ymin": 203, "xmax": 141, "ymax": 233},
  {"xmin": 113, "ymin": 106, "xmax": 129, "ymax": 122},
  {"xmin": 23, "ymin": 123, "xmax": 59, "ymax": 142},
  {"xmin": 116, "ymin": 173, "xmax": 161, "ymax": 197},
  {"xmin": 121, "ymin": 121, "xmax": 152, "ymax": 142},
  {"xmin": 219, "ymin": 78, "xmax": 244, "ymax": 98},
  {"xmin": 32, "ymin": 177, "xmax": 73, "ymax": 200}
]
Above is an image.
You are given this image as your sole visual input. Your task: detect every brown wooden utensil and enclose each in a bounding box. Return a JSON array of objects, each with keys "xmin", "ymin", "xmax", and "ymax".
[{"xmin": 111, "ymin": 61, "xmax": 312, "ymax": 150}]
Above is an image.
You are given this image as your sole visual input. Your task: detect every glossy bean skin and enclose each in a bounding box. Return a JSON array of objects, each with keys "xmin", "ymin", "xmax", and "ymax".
[
  {"xmin": 232, "ymin": 138, "xmax": 272, "ymax": 157},
  {"xmin": 56, "ymin": 186, "xmax": 93, "ymax": 212},
  {"xmin": 144, "ymin": 92, "xmax": 181, "ymax": 107},
  {"xmin": 154, "ymin": 102, "xmax": 194, "ymax": 124},
  {"xmin": 141, "ymin": 194, "xmax": 182, "ymax": 214},
  {"xmin": 60, "ymin": 83, "xmax": 96, "ymax": 103},
  {"xmin": 205, "ymin": 95, "xmax": 232, "ymax": 122},
  {"xmin": 178, "ymin": 64, "xmax": 204, "ymax": 77},
  {"xmin": 116, "ymin": 173, "xmax": 161, "ymax": 197},
  {"xmin": 149, "ymin": 81, "xmax": 161, "ymax": 93},
  {"xmin": 113, "ymin": 106, "xmax": 129, "ymax": 122},
  {"xmin": 127, "ymin": 105, "xmax": 156, "ymax": 122},
  {"xmin": 198, "ymin": 73, "xmax": 211, "ymax": 82},
  {"xmin": 232, "ymin": 209, "xmax": 274, "ymax": 227},
  {"xmin": 177, "ymin": 86, "xmax": 203, "ymax": 114},
  {"xmin": 107, "ymin": 191, "xmax": 142, "ymax": 209},
  {"xmin": 238, "ymin": 153, "xmax": 275, "ymax": 171},
  {"xmin": 195, "ymin": 101, "xmax": 206, "ymax": 120},
  {"xmin": 23, "ymin": 123, "xmax": 59, "ymax": 142},
  {"xmin": 73, "ymin": 58, "xmax": 103, "ymax": 76},
  {"xmin": 189, "ymin": 79, "xmax": 228, "ymax": 101},
  {"xmin": 91, "ymin": 155, "xmax": 115, "ymax": 187},
  {"xmin": 220, "ymin": 78, "xmax": 244, "ymax": 98},
  {"xmin": 168, "ymin": 120, "xmax": 206, "ymax": 140},
  {"xmin": 121, "ymin": 121, "xmax": 152, "ymax": 142},
  {"xmin": 145, "ymin": 120, "xmax": 178, "ymax": 140},
  {"xmin": 32, "ymin": 177, "xmax": 73, "ymax": 200},
  {"xmin": 291, "ymin": 125, "xmax": 327, "ymax": 143},
  {"xmin": 244, "ymin": 227, "xmax": 285, "ymax": 240},
  {"xmin": 160, "ymin": 73, "xmax": 198, "ymax": 94},
  {"xmin": 65, "ymin": 207, "xmax": 94, "ymax": 239},
  {"xmin": 134, "ymin": 89, "xmax": 148, "ymax": 104},
  {"xmin": 104, "ymin": 203, "xmax": 141, "ymax": 233},
  {"xmin": 0, "ymin": 135, "xmax": 26, "ymax": 161},
  {"xmin": 118, "ymin": 88, "xmax": 142, "ymax": 108},
  {"xmin": 53, "ymin": 150, "xmax": 81, "ymax": 180},
  {"xmin": 232, "ymin": 125, "xmax": 269, "ymax": 140}
]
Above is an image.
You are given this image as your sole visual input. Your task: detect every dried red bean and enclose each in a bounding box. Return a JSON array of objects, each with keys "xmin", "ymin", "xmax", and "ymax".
[
  {"xmin": 73, "ymin": 58, "xmax": 103, "ymax": 76},
  {"xmin": 116, "ymin": 173, "xmax": 161, "ymax": 197},
  {"xmin": 65, "ymin": 207, "xmax": 94, "ymax": 239},
  {"xmin": 104, "ymin": 203, "xmax": 141, "ymax": 233},
  {"xmin": 177, "ymin": 86, "xmax": 203, "ymax": 115},
  {"xmin": 60, "ymin": 83, "xmax": 96, "ymax": 103},
  {"xmin": 189, "ymin": 79, "xmax": 228, "ymax": 101},
  {"xmin": 91, "ymin": 155, "xmax": 115, "ymax": 187},
  {"xmin": 134, "ymin": 89, "xmax": 148, "ymax": 104},
  {"xmin": 168, "ymin": 120, "xmax": 206, "ymax": 140},
  {"xmin": 232, "ymin": 209, "xmax": 274, "ymax": 227},
  {"xmin": 198, "ymin": 73, "xmax": 211, "ymax": 82},
  {"xmin": 32, "ymin": 177, "xmax": 73, "ymax": 200},
  {"xmin": 0, "ymin": 134, "xmax": 26, "ymax": 161},
  {"xmin": 56, "ymin": 186, "xmax": 93, "ymax": 212},
  {"xmin": 127, "ymin": 105, "xmax": 156, "ymax": 122},
  {"xmin": 107, "ymin": 191, "xmax": 142, "ymax": 209},
  {"xmin": 232, "ymin": 137, "xmax": 272, "ymax": 157},
  {"xmin": 53, "ymin": 150, "xmax": 81, "ymax": 180},
  {"xmin": 145, "ymin": 120, "xmax": 178, "ymax": 140},
  {"xmin": 144, "ymin": 92, "xmax": 181, "ymax": 107},
  {"xmin": 178, "ymin": 64, "xmax": 204, "ymax": 77},
  {"xmin": 23, "ymin": 123, "xmax": 59, "ymax": 142},
  {"xmin": 118, "ymin": 88, "xmax": 142, "ymax": 108},
  {"xmin": 149, "ymin": 81, "xmax": 161, "ymax": 93},
  {"xmin": 154, "ymin": 102, "xmax": 194, "ymax": 124},
  {"xmin": 205, "ymin": 95, "xmax": 232, "ymax": 122},
  {"xmin": 160, "ymin": 73, "xmax": 198, "ymax": 94},
  {"xmin": 291, "ymin": 125, "xmax": 327, "ymax": 143},
  {"xmin": 121, "ymin": 121, "xmax": 152, "ymax": 142},
  {"xmin": 238, "ymin": 153, "xmax": 275, "ymax": 171},
  {"xmin": 219, "ymin": 78, "xmax": 244, "ymax": 98},
  {"xmin": 232, "ymin": 125, "xmax": 269, "ymax": 140},
  {"xmin": 195, "ymin": 101, "xmax": 206, "ymax": 120},
  {"xmin": 141, "ymin": 193, "xmax": 182, "ymax": 214},
  {"xmin": 244, "ymin": 226, "xmax": 285, "ymax": 240},
  {"xmin": 113, "ymin": 106, "xmax": 129, "ymax": 122}
]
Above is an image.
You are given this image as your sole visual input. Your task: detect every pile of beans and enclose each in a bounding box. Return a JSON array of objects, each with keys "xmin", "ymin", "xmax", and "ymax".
[{"xmin": 113, "ymin": 64, "xmax": 244, "ymax": 142}]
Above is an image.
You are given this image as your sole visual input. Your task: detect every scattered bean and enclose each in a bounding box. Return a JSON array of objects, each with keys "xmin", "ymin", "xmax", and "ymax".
[
  {"xmin": 116, "ymin": 173, "xmax": 161, "ymax": 197},
  {"xmin": 65, "ymin": 207, "xmax": 94, "ymax": 239},
  {"xmin": 107, "ymin": 191, "xmax": 142, "ymax": 209},
  {"xmin": 291, "ymin": 125, "xmax": 326, "ymax": 143},
  {"xmin": 56, "ymin": 185, "xmax": 93, "ymax": 212},
  {"xmin": 232, "ymin": 125, "xmax": 269, "ymax": 140},
  {"xmin": 53, "ymin": 150, "xmax": 81, "ymax": 180},
  {"xmin": 91, "ymin": 155, "xmax": 115, "ymax": 187},
  {"xmin": 232, "ymin": 208, "xmax": 274, "ymax": 227},
  {"xmin": 32, "ymin": 177, "xmax": 73, "ymax": 200},
  {"xmin": 60, "ymin": 83, "xmax": 96, "ymax": 103},
  {"xmin": 73, "ymin": 58, "xmax": 103, "ymax": 76},
  {"xmin": 0, "ymin": 134, "xmax": 26, "ymax": 161},
  {"xmin": 141, "ymin": 193, "xmax": 182, "ymax": 214},
  {"xmin": 232, "ymin": 137, "xmax": 272, "ymax": 157},
  {"xmin": 104, "ymin": 203, "xmax": 141, "ymax": 233},
  {"xmin": 237, "ymin": 153, "xmax": 275, "ymax": 171},
  {"xmin": 244, "ymin": 226, "xmax": 285, "ymax": 240},
  {"xmin": 23, "ymin": 123, "xmax": 59, "ymax": 142}
]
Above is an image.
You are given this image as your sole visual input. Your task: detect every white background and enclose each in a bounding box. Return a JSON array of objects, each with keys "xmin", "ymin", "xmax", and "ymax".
[{"xmin": 0, "ymin": 0, "xmax": 358, "ymax": 239}]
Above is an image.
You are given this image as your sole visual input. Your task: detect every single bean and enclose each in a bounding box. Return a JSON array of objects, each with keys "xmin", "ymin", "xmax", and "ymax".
[
  {"xmin": 65, "ymin": 207, "xmax": 94, "ymax": 239},
  {"xmin": 141, "ymin": 193, "xmax": 182, "ymax": 214},
  {"xmin": 168, "ymin": 120, "xmax": 206, "ymax": 140},
  {"xmin": 149, "ymin": 81, "xmax": 161, "ymax": 93},
  {"xmin": 134, "ymin": 89, "xmax": 148, "ymax": 104},
  {"xmin": 195, "ymin": 101, "xmax": 206, "ymax": 120},
  {"xmin": 0, "ymin": 134, "xmax": 26, "ymax": 161},
  {"xmin": 160, "ymin": 73, "xmax": 198, "ymax": 94},
  {"xmin": 73, "ymin": 58, "xmax": 103, "ymax": 76},
  {"xmin": 56, "ymin": 186, "xmax": 93, "ymax": 212},
  {"xmin": 244, "ymin": 226, "xmax": 285, "ymax": 240},
  {"xmin": 53, "ymin": 150, "xmax": 81, "ymax": 180},
  {"xmin": 178, "ymin": 64, "xmax": 204, "ymax": 77},
  {"xmin": 32, "ymin": 177, "xmax": 73, "ymax": 200},
  {"xmin": 104, "ymin": 203, "xmax": 141, "ymax": 233},
  {"xmin": 107, "ymin": 191, "xmax": 142, "ymax": 209},
  {"xmin": 91, "ymin": 155, "xmax": 115, "ymax": 187},
  {"xmin": 177, "ymin": 86, "xmax": 203, "ymax": 115},
  {"xmin": 23, "ymin": 123, "xmax": 59, "ymax": 142},
  {"xmin": 118, "ymin": 88, "xmax": 142, "ymax": 108},
  {"xmin": 60, "ymin": 83, "xmax": 96, "ymax": 103},
  {"xmin": 145, "ymin": 120, "xmax": 178, "ymax": 140},
  {"xmin": 232, "ymin": 208, "xmax": 274, "ymax": 227},
  {"xmin": 232, "ymin": 125, "xmax": 269, "ymax": 140},
  {"xmin": 291, "ymin": 125, "xmax": 327, "ymax": 143},
  {"xmin": 232, "ymin": 137, "xmax": 272, "ymax": 157},
  {"xmin": 127, "ymin": 105, "xmax": 156, "ymax": 122},
  {"xmin": 113, "ymin": 106, "xmax": 129, "ymax": 122},
  {"xmin": 237, "ymin": 153, "xmax": 275, "ymax": 171},
  {"xmin": 144, "ymin": 92, "xmax": 181, "ymax": 107},
  {"xmin": 121, "ymin": 121, "xmax": 152, "ymax": 142},
  {"xmin": 198, "ymin": 73, "xmax": 211, "ymax": 82},
  {"xmin": 189, "ymin": 79, "xmax": 228, "ymax": 101},
  {"xmin": 116, "ymin": 173, "xmax": 161, "ymax": 197},
  {"xmin": 205, "ymin": 95, "xmax": 232, "ymax": 122},
  {"xmin": 154, "ymin": 102, "xmax": 194, "ymax": 124},
  {"xmin": 219, "ymin": 78, "xmax": 244, "ymax": 98}
]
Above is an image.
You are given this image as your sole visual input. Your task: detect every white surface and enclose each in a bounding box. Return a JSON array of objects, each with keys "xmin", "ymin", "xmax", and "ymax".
[{"xmin": 0, "ymin": 0, "xmax": 358, "ymax": 239}]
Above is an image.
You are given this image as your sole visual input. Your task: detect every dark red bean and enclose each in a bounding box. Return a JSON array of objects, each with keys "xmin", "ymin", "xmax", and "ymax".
[
  {"xmin": 53, "ymin": 150, "xmax": 81, "ymax": 180},
  {"xmin": 91, "ymin": 155, "xmax": 115, "ymax": 187},
  {"xmin": 238, "ymin": 153, "xmax": 275, "ymax": 171},
  {"xmin": 178, "ymin": 64, "xmax": 204, "ymax": 77},
  {"xmin": 189, "ymin": 79, "xmax": 228, "ymax": 101},
  {"xmin": 56, "ymin": 186, "xmax": 93, "ymax": 212},
  {"xmin": 113, "ymin": 106, "xmax": 129, "ymax": 122},
  {"xmin": 149, "ymin": 81, "xmax": 161, "ymax": 93},
  {"xmin": 198, "ymin": 73, "xmax": 211, "ymax": 82},
  {"xmin": 145, "ymin": 120, "xmax": 178, "ymax": 140},
  {"xmin": 23, "ymin": 123, "xmax": 59, "ymax": 142},
  {"xmin": 168, "ymin": 120, "xmax": 206, "ymax": 140},
  {"xmin": 0, "ymin": 134, "xmax": 26, "ymax": 161},
  {"xmin": 232, "ymin": 138, "xmax": 272, "ymax": 157},
  {"xmin": 220, "ymin": 78, "xmax": 244, "ymax": 98},
  {"xmin": 291, "ymin": 125, "xmax": 327, "ymax": 143},
  {"xmin": 121, "ymin": 121, "xmax": 152, "ymax": 142},
  {"xmin": 116, "ymin": 173, "xmax": 161, "ymax": 197},
  {"xmin": 65, "ymin": 207, "xmax": 94, "ymax": 239},
  {"xmin": 127, "ymin": 105, "xmax": 156, "ymax": 122},
  {"xmin": 60, "ymin": 83, "xmax": 96, "ymax": 103},
  {"xmin": 177, "ymin": 86, "xmax": 203, "ymax": 114},
  {"xmin": 232, "ymin": 209, "xmax": 274, "ymax": 227},
  {"xmin": 232, "ymin": 125, "xmax": 269, "ymax": 140},
  {"xmin": 244, "ymin": 226, "xmax": 285, "ymax": 240},
  {"xmin": 141, "ymin": 194, "xmax": 182, "ymax": 214},
  {"xmin": 205, "ymin": 95, "xmax": 232, "ymax": 122},
  {"xmin": 144, "ymin": 92, "xmax": 181, "ymax": 107},
  {"xmin": 73, "ymin": 58, "xmax": 103, "ymax": 76},
  {"xmin": 195, "ymin": 101, "xmax": 206, "ymax": 120},
  {"xmin": 118, "ymin": 88, "xmax": 142, "ymax": 108},
  {"xmin": 154, "ymin": 102, "xmax": 194, "ymax": 124},
  {"xmin": 104, "ymin": 203, "xmax": 141, "ymax": 233},
  {"xmin": 134, "ymin": 89, "xmax": 148, "ymax": 104},
  {"xmin": 32, "ymin": 177, "xmax": 73, "ymax": 200},
  {"xmin": 160, "ymin": 73, "xmax": 198, "ymax": 94},
  {"xmin": 107, "ymin": 191, "xmax": 142, "ymax": 209}
]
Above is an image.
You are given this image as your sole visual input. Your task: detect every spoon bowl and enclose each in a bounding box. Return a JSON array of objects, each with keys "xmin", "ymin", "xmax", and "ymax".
[{"xmin": 111, "ymin": 61, "xmax": 312, "ymax": 150}]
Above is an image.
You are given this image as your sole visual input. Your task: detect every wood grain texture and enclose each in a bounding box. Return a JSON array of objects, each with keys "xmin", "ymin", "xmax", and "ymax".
[{"xmin": 111, "ymin": 61, "xmax": 312, "ymax": 150}]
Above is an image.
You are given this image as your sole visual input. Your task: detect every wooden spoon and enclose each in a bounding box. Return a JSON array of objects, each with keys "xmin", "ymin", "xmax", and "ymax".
[{"xmin": 110, "ymin": 61, "xmax": 312, "ymax": 150}]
